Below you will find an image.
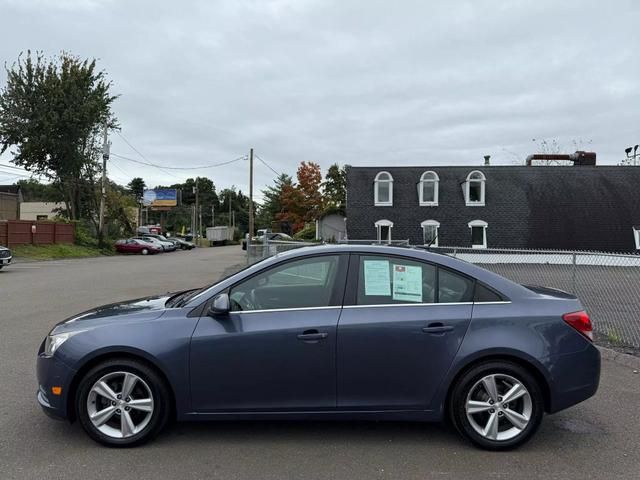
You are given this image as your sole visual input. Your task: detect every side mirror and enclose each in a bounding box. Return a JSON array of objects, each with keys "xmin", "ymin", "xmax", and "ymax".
[{"xmin": 208, "ymin": 293, "xmax": 230, "ymax": 316}]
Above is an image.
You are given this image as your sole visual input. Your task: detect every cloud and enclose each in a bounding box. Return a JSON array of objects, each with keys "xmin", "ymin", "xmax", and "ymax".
[{"xmin": 1, "ymin": 0, "xmax": 639, "ymax": 193}]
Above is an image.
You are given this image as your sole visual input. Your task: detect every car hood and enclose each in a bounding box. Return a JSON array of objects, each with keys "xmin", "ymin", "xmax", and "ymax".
[{"xmin": 52, "ymin": 293, "xmax": 176, "ymax": 333}]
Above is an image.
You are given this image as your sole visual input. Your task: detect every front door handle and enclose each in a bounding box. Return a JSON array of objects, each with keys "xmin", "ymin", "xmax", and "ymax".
[
  {"xmin": 422, "ymin": 323, "xmax": 454, "ymax": 334},
  {"xmin": 297, "ymin": 330, "xmax": 328, "ymax": 342}
]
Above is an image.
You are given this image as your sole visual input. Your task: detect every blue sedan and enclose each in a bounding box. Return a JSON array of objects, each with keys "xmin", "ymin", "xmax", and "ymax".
[{"xmin": 36, "ymin": 245, "xmax": 600, "ymax": 449}]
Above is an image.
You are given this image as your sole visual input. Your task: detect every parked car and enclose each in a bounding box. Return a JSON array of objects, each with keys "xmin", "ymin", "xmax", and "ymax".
[
  {"xmin": 145, "ymin": 233, "xmax": 194, "ymax": 250},
  {"xmin": 134, "ymin": 236, "xmax": 176, "ymax": 252},
  {"xmin": 114, "ymin": 239, "xmax": 162, "ymax": 255},
  {"xmin": 170, "ymin": 237, "xmax": 195, "ymax": 250},
  {"xmin": 36, "ymin": 244, "xmax": 600, "ymax": 449},
  {"xmin": 0, "ymin": 246, "xmax": 12, "ymax": 269},
  {"xmin": 241, "ymin": 232, "xmax": 294, "ymax": 250}
]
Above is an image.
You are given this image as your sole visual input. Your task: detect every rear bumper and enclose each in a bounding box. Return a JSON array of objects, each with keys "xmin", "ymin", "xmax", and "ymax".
[
  {"xmin": 36, "ymin": 353, "xmax": 76, "ymax": 421},
  {"xmin": 547, "ymin": 342, "xmax": 601, "ymax": 414}
]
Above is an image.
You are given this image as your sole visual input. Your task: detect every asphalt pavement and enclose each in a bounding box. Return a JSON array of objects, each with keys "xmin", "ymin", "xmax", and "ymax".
[{"xmin": 0, "ymin": 246, "xmax": 639, "ymax": 479}]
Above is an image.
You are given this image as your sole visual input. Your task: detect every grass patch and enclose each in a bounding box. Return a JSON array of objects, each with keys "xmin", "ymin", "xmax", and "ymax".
[{"xmin": 12, "ymin": 243, "xmax": 115, "ymax": 261}]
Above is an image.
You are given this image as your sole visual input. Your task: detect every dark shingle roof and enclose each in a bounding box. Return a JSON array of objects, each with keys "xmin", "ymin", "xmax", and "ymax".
[{"xmin": 346, "ymin": 165, "xmax": 640, "ymax": 251}]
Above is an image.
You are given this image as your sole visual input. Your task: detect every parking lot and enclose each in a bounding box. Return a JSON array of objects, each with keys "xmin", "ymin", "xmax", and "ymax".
[{"xmin": 1, "ymin": 246, "xmax": 639, "ymax": 480}]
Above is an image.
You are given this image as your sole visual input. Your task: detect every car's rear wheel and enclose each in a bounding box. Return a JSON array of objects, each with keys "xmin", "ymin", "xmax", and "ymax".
[
  {"xmin": 76, "ymin": 359, "xmax": 170, "ymax": 447},
  {"xmin": 141, "ymin": 248, "xmax": 149, "ymax": 255},
  {"xmin": 449, "ymin": 361, "xmax": 544, "ymax": 450}
]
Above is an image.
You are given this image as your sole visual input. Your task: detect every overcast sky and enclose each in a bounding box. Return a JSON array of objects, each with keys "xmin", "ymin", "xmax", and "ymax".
[{"xmin": 1, "ymin": 0, "xmax": 639, "ymax": 200}]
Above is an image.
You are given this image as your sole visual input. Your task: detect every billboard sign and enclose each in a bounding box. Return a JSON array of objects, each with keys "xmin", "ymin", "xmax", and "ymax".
[{"xmin": 142, "ymin": 189, "xmax": 178, "ymax": 207}]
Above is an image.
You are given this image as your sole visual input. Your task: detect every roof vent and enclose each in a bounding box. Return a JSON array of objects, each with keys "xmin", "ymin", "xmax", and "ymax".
[{"xmin": 525, "ymin": 151, "xmax": 596, "ymax": 166}]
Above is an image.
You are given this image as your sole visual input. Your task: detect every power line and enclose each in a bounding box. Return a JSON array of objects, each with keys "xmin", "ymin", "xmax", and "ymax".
[
  {"xmin": 116, "ymin": 131, "xmax": 247, "ymax": 170},
  {"xmin": 111, "ymin": 152, "xmax": 247, "ymax": 171},
  {"xmin": 0, "ymin": 163, "xmax": 29, "ymax": 172},
  {"xmin": 254, "ymin": 154, "xmax": 281, "ymax": 177}
]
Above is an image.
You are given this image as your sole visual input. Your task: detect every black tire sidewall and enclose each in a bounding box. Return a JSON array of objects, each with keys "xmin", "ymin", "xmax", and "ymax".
[
  {"xmin": 76, "ymin": 359, "xmax": 170, "ymax": 447},
  {"xmin": 450, "ymin": 361, "xmax": 544, "ymax": 450}
]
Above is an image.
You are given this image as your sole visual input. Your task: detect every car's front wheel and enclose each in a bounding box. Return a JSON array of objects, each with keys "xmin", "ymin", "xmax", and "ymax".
[
  {"xmin": 449, "ymin": 361, "xmax": 544, "ymax": 450},
  {"xmin": 76, "ymin": 359, "xmax": 170, "ymax": 447}
]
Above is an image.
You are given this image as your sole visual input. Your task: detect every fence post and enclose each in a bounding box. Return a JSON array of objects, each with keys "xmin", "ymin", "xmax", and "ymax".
[{"xmin": 571, "ymin": 251, "xmax": 577, "ymax": 294}]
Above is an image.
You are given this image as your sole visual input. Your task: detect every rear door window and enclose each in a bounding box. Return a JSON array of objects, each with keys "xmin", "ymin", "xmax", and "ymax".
[{"xmin": 357, "ymin": 255, "xmax": 436, "ymax": 305}]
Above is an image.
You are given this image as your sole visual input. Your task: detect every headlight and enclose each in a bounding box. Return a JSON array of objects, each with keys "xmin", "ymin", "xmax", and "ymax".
[{"xmin": 43, "ymin": 331, "xmax": 83, "ymax": 357}]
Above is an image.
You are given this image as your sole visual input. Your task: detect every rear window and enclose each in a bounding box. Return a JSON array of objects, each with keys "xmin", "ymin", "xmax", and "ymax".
[{"xmin": 473, "ymin": 283, "xmax": 504, "ymax": 302}]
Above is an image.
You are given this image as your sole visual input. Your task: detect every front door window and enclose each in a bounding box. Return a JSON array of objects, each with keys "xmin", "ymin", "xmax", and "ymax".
[{"xmin": 229, "ymin": 255, "xmax": 340, "ymax": 311}]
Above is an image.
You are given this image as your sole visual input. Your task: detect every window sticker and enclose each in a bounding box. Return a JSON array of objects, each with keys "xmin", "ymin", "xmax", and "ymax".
[
  {"xmin": 363, "ymin": 260, "xmax": 391, "ymax": 296},
  {"xmin": 392, "ymin": 264, "xmax": 422, "ymax": 302}
]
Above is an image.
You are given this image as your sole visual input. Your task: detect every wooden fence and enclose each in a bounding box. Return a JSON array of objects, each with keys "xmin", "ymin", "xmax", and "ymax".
[{"xmin": 0, "ymin": 220, "xmax": 75, "ymax": 247}]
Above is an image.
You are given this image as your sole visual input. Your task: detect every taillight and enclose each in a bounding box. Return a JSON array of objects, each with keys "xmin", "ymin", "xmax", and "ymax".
[{"xmin": 563, "ymin": 310, "xmax": 593, "ymax": 341}]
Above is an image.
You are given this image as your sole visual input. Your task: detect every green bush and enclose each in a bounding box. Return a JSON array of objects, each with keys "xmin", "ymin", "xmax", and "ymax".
[{"xmin": 294, "ymin": 224, "xmax": 316, "ymax": 241}]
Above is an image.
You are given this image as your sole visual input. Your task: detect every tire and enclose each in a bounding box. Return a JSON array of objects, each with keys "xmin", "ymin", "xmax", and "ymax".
[
  {"xmin": 449, "ymin": 361, "xmax": 544, "ymax": 450},
  {"xmin": 76, "ymin": 358, "xmax": 171, "ymax": 447},
  {"xmin": 141, "ymin": 248, "xmax": 149, "ymax": 255}
]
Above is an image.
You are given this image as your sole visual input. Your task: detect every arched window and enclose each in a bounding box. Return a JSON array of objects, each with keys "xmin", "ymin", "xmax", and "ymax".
[
  {"xmin": 374, "ymin": 219, "xmax": 393, "ymax": 243},
  {"xmin": 421, "ymin": 220, "xmax": 440, "ymax": 246},
  {"xmin": 418, "ymin": 171, "xmax": 439, "ymax": 206},
  {"xmin": 468, "ymin": 219, "xmax": 488, "ymax": 248},
  {"xmin": 465, "ymin": 170, "xmax": 486, "ymax": 206},
  {"xmin": 374, "ymin": 171, "xmax": 393, "ymax": 206}
]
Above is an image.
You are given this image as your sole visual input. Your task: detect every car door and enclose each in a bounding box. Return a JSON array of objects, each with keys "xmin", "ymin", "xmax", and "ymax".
[
  {"xmin": 337, "ymin": 254, "xmax": 474, "ymax": 410},
  {"xmin": 190, "ymin": 253, "xmax": 348, "ymax": 412}
]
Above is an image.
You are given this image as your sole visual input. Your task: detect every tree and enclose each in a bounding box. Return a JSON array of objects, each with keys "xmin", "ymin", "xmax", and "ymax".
[
  {"xmin": 127, "ymin": 177, "xmax": 146, "ymax": 202},
  {"xmin": 0, "ymin": 51, "xmax": 118, "ymax": 220},
  {"xmin": 16, "ymin": 178, "xmax": 64, "ymax": 203},
  {"xmin": 277, "ymin": 161, "xmax": 324, "ymax": 233},
  {"xmin": 322, "ymin": 163, "xmax": 346, "ymax": 209},
  {"xmin": 256, "ymin": 173, "xmax": 293, "ymax": 228}
]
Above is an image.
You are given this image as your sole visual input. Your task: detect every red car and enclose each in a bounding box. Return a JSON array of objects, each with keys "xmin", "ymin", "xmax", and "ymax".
[{"xmin": 115, "ymin": 238, "xmax": 162, "ymax": 255}]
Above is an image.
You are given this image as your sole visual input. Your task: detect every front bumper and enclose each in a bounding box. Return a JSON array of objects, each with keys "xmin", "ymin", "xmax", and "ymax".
[
  {"xmin": 0, "ymin": 255, "xmax": 11, "ymax": 266},
  {"xmin": 36, "ymin": 352, "xmax": 77, "ymax": 421}
]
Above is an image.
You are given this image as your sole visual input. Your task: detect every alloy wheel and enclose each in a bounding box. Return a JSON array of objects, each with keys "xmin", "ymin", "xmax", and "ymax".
[
  {"xmin": 86, "ymin": 371, "xmax": 154, "ymax": 439},
  {"xmin": 465, "ymin": 373, "xmax": 532, "ymax": 441}
]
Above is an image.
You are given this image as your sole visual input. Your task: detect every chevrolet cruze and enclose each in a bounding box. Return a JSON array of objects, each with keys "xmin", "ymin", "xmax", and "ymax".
[{"xmin": 37, "ymin": 245, "xmax": 600, "ymax": 449}]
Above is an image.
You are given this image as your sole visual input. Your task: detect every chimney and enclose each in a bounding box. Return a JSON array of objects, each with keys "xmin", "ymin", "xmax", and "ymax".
[{"xmin": 483, "ymin": 155, "xmax": 491, "ymax": 166}]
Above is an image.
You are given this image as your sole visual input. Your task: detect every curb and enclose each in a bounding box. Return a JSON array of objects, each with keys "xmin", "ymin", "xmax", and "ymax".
[{"xmin": 597, "ymin": 346, "xmax": 640, "ymax": 371}]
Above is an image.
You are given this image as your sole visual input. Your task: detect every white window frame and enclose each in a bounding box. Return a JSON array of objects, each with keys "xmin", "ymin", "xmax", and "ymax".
[
  {"xmin": 374, "ymin": 171, "xmax": 393, "ymax": 206},
  {"xmin": 465, "ymin": 170, "xmax": 486, "ymax": 206},
  {"xmin": 468, "ymin": 219, "xmax": 488, "ymax": 249},
  {"xmin": 421, "ymin": 220, "xmax": 440, "ymax": 246},
  {"xmin": 374, "ymin": 219, "xmax": 393, "ymax": 243},
  {"xmin": 634, "ymin": 226, "xmax": 640, "ymax": 250},
  {"xmin": 418, "ymin": 171, "xmax": 439, "ymax": 206}
]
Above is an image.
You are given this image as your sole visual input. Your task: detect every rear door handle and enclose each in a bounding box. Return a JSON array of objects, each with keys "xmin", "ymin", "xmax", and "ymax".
[
  {"xmin": 297, "ymin": 330, "xmax": 328, "ymax": 342},
  {"xmin": 422, "ymin": 324, "xmax": 454, "ymax": 334}
]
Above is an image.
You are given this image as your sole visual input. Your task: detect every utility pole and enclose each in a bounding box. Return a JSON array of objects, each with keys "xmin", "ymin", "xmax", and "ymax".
[
  {"xmin": 98, "ymin": 121, "xmax": 109, "ymax": 241},
  {"xmin": 199, "ymin": 204, "xmax": 203, "ymax": 243},
  {"xmin": 211, "ymin": 205, "xmax": 215, "ymax": 227},
  {"xmin": 228, "ymin": 194, "xmax": 232, "ymax": 227},
  {"xmin": 193, "ymin": 182, "xmax": 199, "ymax": 241},
  {"xmin": 248, "ymin": 147, "xmax": 254, "ymax": 240}
]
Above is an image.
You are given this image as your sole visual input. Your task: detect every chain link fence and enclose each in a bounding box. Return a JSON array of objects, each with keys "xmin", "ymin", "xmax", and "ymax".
[
  {"xmin": 246, "ymin": 241, "xmax": 640, "ymax": 349},
  {"xmin": 246, "ymin": 240, "xmax": 316, "ymax": 265}
]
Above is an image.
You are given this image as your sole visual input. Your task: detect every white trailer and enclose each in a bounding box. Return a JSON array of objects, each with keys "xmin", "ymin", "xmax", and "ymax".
[{"xmin": 206, "ymin": 226, "xmax": 234, "ymax": 244}]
